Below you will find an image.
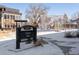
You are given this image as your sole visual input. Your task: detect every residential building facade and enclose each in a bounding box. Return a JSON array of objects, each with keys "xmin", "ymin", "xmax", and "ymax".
[
  {"xmin": 0, "ymin": 5, "xmax": 22, "ymax": 30},
  {"xmin": 49, "ymin": 14, "xmax": 69, "ymax": 30}
]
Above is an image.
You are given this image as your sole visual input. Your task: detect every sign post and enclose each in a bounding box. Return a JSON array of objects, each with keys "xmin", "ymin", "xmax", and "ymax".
[{"xmin": 15, "ymin": 20, "xmax": 37, "ymax": 49}]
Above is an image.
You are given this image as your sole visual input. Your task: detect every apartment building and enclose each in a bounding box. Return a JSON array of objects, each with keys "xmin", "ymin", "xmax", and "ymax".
[{"xmin": 0, "ymin": 5, "xmax": 22, "ymax": 30}]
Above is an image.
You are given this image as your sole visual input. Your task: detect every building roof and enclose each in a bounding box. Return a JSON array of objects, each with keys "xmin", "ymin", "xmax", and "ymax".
[
  {"xmin": 0, "ymin": 5, "xmax": 22, "ymax": 15},
  {"xmin": 2, "ymin": 11, "xmax": 22, "ymax": 15}
]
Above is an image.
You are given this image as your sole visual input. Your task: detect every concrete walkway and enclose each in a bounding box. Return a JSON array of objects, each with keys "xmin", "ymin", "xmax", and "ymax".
[{"xmin": 0, "ymin": 38, "xmax": 63, "ymax": 55}]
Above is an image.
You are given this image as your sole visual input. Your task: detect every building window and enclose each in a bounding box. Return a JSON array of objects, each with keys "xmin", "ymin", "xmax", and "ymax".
[
  {"xmin": 4, "ymin": 14, "xmax": 9, "ymax": 19},
  {"xmin": 4, "ymin": 14, "xmax": 16, "ymax": 19},
  {"xmin": 10, "ymin": 15, "xmax": 15, "ymax": 20},
  {"xmin": 7, "ymin": 15, "xmax": 9, "ymax": 19},
  {"xmin": 5, "ymin": 24, "xmax": 7, "ymax": 28},
  {"xmin": 4, "ymin": 14, "xmax": 16, "ymax": 20},
  {"xmin": 0, "ymin": 8, "xmax": 2, "ymax": 12},
  {"xmin": 13, "ymin": 15, "xmax": 15, "ymax": 20},
  {"xmin": 0, "ymin": 13, "xmax": 2, "ymax": 22},
  {"xmin": 4, "ymin": 14, "xmax": 7, "ymax": 19},
  {"xmin": 15, "ymin": 16, "xmax": 18, "ymax": 20},
  {"xmin": 11, "ymin": 15, "xmax": 13, "ymax": 19}
]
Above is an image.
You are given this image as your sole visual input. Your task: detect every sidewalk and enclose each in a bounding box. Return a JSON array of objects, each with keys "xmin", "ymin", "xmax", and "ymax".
[{"xmin": 0, "ymin": 39, "xmax": 63, "ymax": 55}]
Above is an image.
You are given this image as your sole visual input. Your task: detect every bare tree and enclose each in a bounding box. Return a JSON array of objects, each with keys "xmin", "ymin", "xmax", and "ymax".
[
  {"xmin": 71, "ymin": 11, "xmax": 79, "ymax": 20},
  {"xmin": 25, "ymin": 4, "xmax": 49, "ymax": 28},
  {"xmin": 71, "ymin": 12, "xmax": 79, "ymax": 29},
  {"xmin": 63, "ymin": 14, "xmax": 68, "ymax": 30}
]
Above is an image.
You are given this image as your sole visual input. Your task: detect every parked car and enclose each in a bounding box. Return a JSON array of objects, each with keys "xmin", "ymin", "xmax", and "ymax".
[
  {"xmin": 64, "ymin": 31, "xmax": 77, "ymax": 38},
  {"xmin": 76, "ymin": 30, "xmax": 79, "ymax": 37}
]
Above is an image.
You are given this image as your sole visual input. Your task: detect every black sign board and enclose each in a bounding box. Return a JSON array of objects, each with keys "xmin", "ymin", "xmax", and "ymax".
[{"xmin": 15, "ymin": 20, "xmax": 37, "ymax": 49}]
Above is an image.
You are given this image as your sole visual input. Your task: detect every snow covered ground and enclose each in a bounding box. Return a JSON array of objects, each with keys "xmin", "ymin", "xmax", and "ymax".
[{"xmin": 0, "ymin": 29, "xmax": 79, "ymax": 55}]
